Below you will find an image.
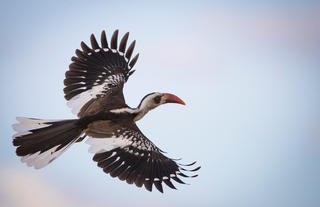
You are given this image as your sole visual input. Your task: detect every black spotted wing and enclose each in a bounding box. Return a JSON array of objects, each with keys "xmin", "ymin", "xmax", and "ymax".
[{"xmin": 85, "ymin": 120, "xmax": 200, "ymax": 193}]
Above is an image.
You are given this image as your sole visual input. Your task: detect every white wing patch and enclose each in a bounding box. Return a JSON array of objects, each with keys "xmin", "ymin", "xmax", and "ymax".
[
  {"xmin": 67, "ymin": 74, "xmax": 125, "ymax": 115},
  {"xmin": 86, "ymin": 136, "xmax": 133, "ymax": 154},
  {"xmin": 85, "ymin": 130, "xmax": 158, "ymax": 155}
]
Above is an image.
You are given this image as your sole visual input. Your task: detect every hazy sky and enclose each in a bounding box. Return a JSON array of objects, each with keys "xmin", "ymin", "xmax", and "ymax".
[{"xmin": 1, "ymin": 1, "xmax": 320, "ymax": 207}]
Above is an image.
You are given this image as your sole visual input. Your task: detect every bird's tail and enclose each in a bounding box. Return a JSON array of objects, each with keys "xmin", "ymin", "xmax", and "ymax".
[{"xmin": 12, "ymin": 117, "xmax": 84, "ymax": 169}]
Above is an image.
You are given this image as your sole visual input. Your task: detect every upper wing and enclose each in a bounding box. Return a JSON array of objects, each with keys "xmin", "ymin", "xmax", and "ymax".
[
  {"xmin": 85, "ymin": 120, "xmax": 200, "ymax": 193},
  {"xmin": 64, "ymin": 30, "xmax": 139, "ymax": 117}
]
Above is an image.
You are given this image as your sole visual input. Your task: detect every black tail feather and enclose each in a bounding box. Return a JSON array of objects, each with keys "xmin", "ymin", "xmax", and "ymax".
[{"xmin": 12, "ymin": 117, "xmax": 83, "ymax": 169}]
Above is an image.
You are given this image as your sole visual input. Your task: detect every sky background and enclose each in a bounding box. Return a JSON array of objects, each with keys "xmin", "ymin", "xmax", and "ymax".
[{"xmin": 1, "ymin": 0, "xmax": 320, "ymax": 207}]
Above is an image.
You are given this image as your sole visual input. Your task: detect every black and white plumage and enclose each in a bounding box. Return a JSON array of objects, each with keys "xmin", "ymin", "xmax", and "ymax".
[
  {"xmin": 64, "ymin": 30, "xmax": 137, "ymax": 116},
  {"xmin": 12, "ymin": 29, "xmax": 200, "ymax": 193}
]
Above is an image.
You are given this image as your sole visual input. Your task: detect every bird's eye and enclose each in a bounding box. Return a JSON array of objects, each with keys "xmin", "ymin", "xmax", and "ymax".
[{"xmin": 153, "ymin": 96, "xmax": 161, "ymax": 104}]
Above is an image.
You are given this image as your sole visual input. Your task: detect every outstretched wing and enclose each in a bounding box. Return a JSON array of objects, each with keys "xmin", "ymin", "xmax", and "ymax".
[
  {"xmin": 64, "ymin": 30, "xmax": 139, "ymax": 117},
  {"xmin": 85, "ymin": 120, "xmax": 200, "ymax": 193}
]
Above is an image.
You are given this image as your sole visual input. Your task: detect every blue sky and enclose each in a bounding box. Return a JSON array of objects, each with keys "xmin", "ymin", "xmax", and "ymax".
[{"xmin": 1, "ymin": 1, "xmax": 320, "ymax": 207}]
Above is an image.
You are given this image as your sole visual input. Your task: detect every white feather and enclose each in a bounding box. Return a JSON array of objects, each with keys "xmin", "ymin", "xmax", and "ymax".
[
  {"xmin": 12, "ymin": 117, "xmax": 61, "ymax": 139},
  {"xmin": 20, "ymin": 138, "xmax": 80, "ymax": 169},
  {"xmin": 85, "ymin": 136, "xmax": 132, "ymax": 154},
  {"xmin": 13, "ymin": 117, "xmax": 54, "ymax": 132},
  {"xmin": 21, "ymin": 151, "xmax": 40, "ymax": 164},
  {"xmin": 13, "ymin": 131, "xmax": 32, "ymax": 138},
  {"xmin": 110, "ymin": 108, "xmax": 136, "ymax": 114},
  {"xmin": 32, "ymin": 146, "xmax": 60, "ymax": 169}
]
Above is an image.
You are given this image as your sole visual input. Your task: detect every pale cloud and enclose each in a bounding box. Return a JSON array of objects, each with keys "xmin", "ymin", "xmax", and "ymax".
[{"xmin": 0, "ymin": 168, "xmax": 91, "ymax": 207}]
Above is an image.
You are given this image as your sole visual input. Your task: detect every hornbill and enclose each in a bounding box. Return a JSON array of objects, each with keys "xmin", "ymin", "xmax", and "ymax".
[{"xmin": 12, "ymin": 29, "xmax": 200, "ymax": 193}]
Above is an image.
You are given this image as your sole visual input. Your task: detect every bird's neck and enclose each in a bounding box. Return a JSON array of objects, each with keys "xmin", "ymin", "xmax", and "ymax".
[
  {"xmin": 133, "ymin": 97, "xmax": 157, "ymax": 121},
  {"xmin": 133, "ymin": 107, "xmax": 150, "ymax": 122},
  {"xmin": 110, "ymin": 95, "xmax": 157, "ymax": 121},
  {"xmin": 109, "ymin": 103, "xmax": 153, "ymax": 122}
]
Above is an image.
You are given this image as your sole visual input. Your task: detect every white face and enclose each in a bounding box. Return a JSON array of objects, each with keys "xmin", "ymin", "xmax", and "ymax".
[
  {"xmin": 133, "ymin": 92, "xmax": 164, "ymax": 122},
  {"xmin": 139, "ymin": 92, "xmax": 165, "ymax": 111}
]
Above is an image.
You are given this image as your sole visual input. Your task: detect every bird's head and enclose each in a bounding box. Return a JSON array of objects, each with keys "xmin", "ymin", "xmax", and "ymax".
[
  {"xmin": 134, "ymin": 92, "xmax": 185, "ymax": 121},
  {"xmin": 138, "ymin": 92, "xmax": 185, "ymax": 110}
]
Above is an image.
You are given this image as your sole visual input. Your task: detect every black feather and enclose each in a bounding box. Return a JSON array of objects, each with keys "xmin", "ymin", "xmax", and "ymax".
[
  {"xmin": 81, "ymin": 41, "xmax": 91, "ymax": 53},
  {"xmin": 119, "ymin": 32, "xmax": 129, "ymax": 53},
  {"xmin": 111, "ymin": 30, "xmax": 118, "ymax": 49},
  {"xmin": 180, "ymin": 166, "xmax": 201, "ymax": 172},
  {"xmin": 101, "ymin": 30, "xmax": 108, "ymax": 48},
  {"xmin": 14, "ymin": 121, "xmax": 82, "ymax": 156},
  {"xmin": 98, "ymin": 153, "xmax": 119, "ymax": 168},
  {"xmin": 93, "ymin": 150, "xmax": 115, "ymax": 162},
  {"xmin": 135, "ymin": 156, "xmax": 151, "ymax": 187},
  {"xmin": 179, "ymin": 161, "xmax": 197, "ymax": 166},
  {"xmin": 154, "ymin": 181, "xmax": 163, "ymax": 193},
  {"xmin": 126, "ymin": 157, "xmax": 145, "ymax": 184},
  {"xmin": 69, "ymin": 63, "xmax": 86, "ymax": 71},
  {"xmin": 129, "ymin": 53, "xmax": 139, "ymax": 68},
  {"xmin": 90, "ymin": 34, "xmax": 100, "ymax": 49},
  {"xmin": 64, "ymin": 89, "xmax": 87, "ymax": 100},
  {"xmin": 109, "ymin": 153, "xmax": 132, "ymax": 178},
  {"xmin": 118, "ymin": 154, "xmax": 140, "ymax": 181},
  {"xmin": 63, "ymin": 84, "xmax": 87, "ymax": 94},
  {"xmin": 103, "ymin": 158, "xmax": 123, "ymax": 174},
  {"xmin": 163, "ymin": 179, "xmax": 177, "ymax": 190},
  {"xmin": 144, "ymin": 179, "xmax": 153, "ymax": 192},
  {"xmin": 75, "ymin": 49, "xmax": 86, "ymax": 59},
  {"xmin": 176, "ymin": 172, "xmax": 189, "ymax": 178},
  {"xmin": 125, "ymin": 40, "xmax": 136, "ymax": 60},
  {"xmin": 172, "ymin": 176, "xmax": 186, "ymax": 184}
]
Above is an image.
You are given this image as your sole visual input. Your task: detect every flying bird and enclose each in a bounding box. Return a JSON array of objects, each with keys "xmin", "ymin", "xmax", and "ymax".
[{"xmin": 12, "ymin": 29, "xmax": 200, "ymax": 193}]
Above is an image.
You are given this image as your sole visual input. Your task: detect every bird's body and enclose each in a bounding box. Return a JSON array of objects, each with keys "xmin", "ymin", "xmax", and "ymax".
[{"xmin": 12, "ymin": 29, "xmax": 199, "ymax": 193}]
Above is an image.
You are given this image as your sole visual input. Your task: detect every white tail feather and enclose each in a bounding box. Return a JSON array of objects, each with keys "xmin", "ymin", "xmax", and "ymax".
[
  {"xmin": 12, "ymin": 117, "xmax": 61, "ymax": 139},
  {"xmin": 20, "ymin": 138, "xmax": 80, "ymax": 169}
]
